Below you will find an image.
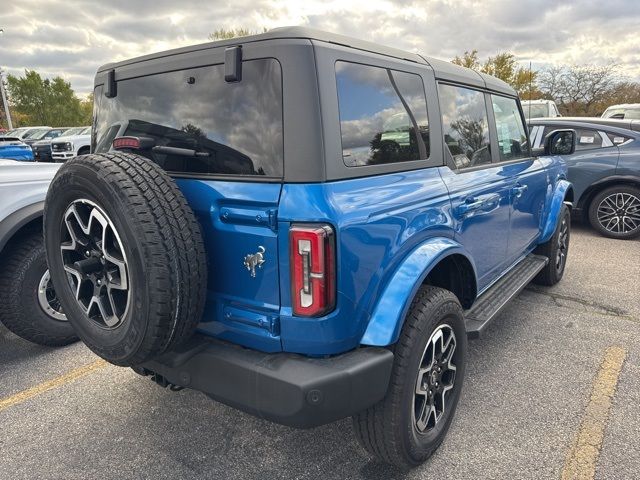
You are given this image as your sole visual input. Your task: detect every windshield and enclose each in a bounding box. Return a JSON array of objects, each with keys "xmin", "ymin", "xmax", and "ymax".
[
  {"xmin": 24, "ymin": 128, "xmax": 49, "ymax": 139},
  {"xmin": 30, "ymin": 129, "xmax": 54, "ymax": 140},
  {"xmin": 94, "ymin": 58, "xmax": 283, "ymax": 177},
  {"xmin": 522, "ymin": 104, "xmax": 548, "ymax": 119},
  {"xmin": 64, "ymin": 127, "xmax": 86, "ymax": 136},
  {"xmin": 43, "ymin": 129, "xmax": 67, "ymax": 139},
  {"xmin": 603, "ymin": 107, "xmax": 640, "ymax": 120}
]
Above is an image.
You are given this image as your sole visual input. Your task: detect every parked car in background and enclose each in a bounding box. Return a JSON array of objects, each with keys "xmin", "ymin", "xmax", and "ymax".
[
  {"xmin": 0, "ymin": 160, "xmax": 76, "ymax": 346},
  {"xmin": 551, "ymin": 116, "xmax": 640, "ymax": 133},
  {"xmin": 23, "ymin": 127, "xmax": 69, "ymax": 147},
  {"xmin": 4, "ymin": 126, "xmax": 51, "ymax": 140},
  {"xmin": 50, "ymin": 126, "xmax": 91, "ymax": 161},
  {"xmin": 33, "ymin": 127, "xmax": 85, "ymax": 162},
  {"xmin": 602, "ymin": 103, "xmax": 640, "ymax": 120},
  {"xmin": 44, "ymin": 27, "xmax": 575, "ymax": 469},
  {"xmin": 0, "ymin": 136, "xmax": 34, "ymax": 161},
  {"xmin": 529, "ymin": 118, "xmax": 640, "ymax": 239},
  {"xmin": 521, "ymin": 99, "xmax": 561, "ymax": 119}
]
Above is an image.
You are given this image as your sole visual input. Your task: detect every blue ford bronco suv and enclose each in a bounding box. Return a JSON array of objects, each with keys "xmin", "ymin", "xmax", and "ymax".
[{"xmin": 43, "ymin": 27, "xmax": 576, "ymax": 468}]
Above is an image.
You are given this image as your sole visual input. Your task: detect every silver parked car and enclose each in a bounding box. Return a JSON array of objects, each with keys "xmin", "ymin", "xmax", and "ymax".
[{"xmin": 0, "ymin": 160, "xmax": 77, "ymax": 345}]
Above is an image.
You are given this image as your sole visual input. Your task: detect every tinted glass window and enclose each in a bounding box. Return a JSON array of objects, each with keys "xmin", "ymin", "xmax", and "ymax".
[
  {"xmin": 94, "ymin": 59, "xmax": 283, "ymax": 177},
  {"xmin": 606, "ymin": 132, "xmax": 632, "ymax": 145},
  {"xmin": 491, "ymin": 95, "xmax": 530, "ymax": 161},
  {"xmin": 439, "ymin": 84, "xmax": 491, "ymax": 169},
  {"xmin": 543, "ymin": 126, "xmax": 603, "ymax": 151},
  {"xmin": 523, "ymin": 104, "xmax": 548, "ymax": 119},
  {"xmin": 336, "ymin": 61, "xmax": 429, "ymax": 167}
]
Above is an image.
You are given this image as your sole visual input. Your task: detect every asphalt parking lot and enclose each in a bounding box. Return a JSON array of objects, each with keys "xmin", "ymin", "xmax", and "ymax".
[{"xmin": 1, "ymin": 223, "xmax": 638, "ymax": 480}]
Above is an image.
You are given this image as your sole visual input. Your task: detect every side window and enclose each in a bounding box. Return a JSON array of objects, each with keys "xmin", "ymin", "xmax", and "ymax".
[
  {"xmin": 491, "ymin": 95, "xmax": 530, "ymax": 161},
  {"xmin": 439, "ymin": 84, "xmax": 491, "ymax": 169},
  {"xmin": 335, "ymin": 61, "xmax": 429, "ymax": 167},
  {"xmin": 575, "ymin": 128, "xmax": 603, "ymax": 151},
  {"xmin": 543, "ymin": 126, "xmax": 603, "ymax": 151},
  {"xmin": 606, "ymin": 132, "xmax": 632, "ymax": 146}
]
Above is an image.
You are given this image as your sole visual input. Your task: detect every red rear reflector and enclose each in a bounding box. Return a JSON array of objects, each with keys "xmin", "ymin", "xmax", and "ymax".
[
  {"xmin": 290, "ymin": 224, "xmax": 336, "ymax": 317},
  {"xmin": 112, "ymin": 136, "xmax": 140, "ymax": 150}
]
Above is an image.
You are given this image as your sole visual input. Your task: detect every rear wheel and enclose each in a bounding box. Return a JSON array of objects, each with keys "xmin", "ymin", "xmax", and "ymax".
[
  {"xmin": 44, "ymin": 152, "xmax": 207, "ymax": 366},
  {"xmin": 0, "ymin": 231, "xmax": 77, "ymax": 346},
  {"xmin": 588, "ymin": 185, "xmax": 640, "ymax": 239},
  {"xmin": 352, "ymin": 286, "xmax": 466, "ymax": 469}
]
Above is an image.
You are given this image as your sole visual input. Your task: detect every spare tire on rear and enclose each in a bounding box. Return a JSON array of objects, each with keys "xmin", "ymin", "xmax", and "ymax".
[{"xmin": 44, "ymin": 152, "xmax": 207, "ymax": 366}]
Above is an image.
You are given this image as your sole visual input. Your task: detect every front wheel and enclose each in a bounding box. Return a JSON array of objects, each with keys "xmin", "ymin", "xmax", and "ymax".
[
  {"xmin": 352, "ymin": 286, "xmax": 467, "ymax": 469},
  {"xmin": 533, "ymin": 204, "xmax": 570, "ymax": 286}
]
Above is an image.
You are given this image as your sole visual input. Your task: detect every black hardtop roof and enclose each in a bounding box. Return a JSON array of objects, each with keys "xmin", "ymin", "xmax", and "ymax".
[{"xmin": 97, "ymin": 26, "xmax": 515, "ymax": 96}]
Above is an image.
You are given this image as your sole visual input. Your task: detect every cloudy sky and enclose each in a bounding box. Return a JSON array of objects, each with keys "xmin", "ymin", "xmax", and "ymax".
[{"xmin": 1, "ymin": 0, "xmax": 639, "ymax": 96}]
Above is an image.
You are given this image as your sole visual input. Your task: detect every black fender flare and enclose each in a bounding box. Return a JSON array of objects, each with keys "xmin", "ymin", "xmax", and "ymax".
[{"xmin": 0, "ymin": 201, "xmax": 44, "ymax": 255}]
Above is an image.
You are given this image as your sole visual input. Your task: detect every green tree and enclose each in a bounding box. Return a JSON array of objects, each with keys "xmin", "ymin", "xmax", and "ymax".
[
  {"xmin": 452, "ymin": 50, "xmax": 480, "ymax": 70},
  {"xmin": 452, "ymin": 51, "xmax": 539, "ymax": 98},
  {"xmin": 79, "ymin": 93, "xmax": 94, "ymax": 125},
  {"xmin": 208, "ymin": 27, "xmax": 267, "ymax": 41},
  {"xmin": 6, "ymin": 70, "xmax": 87, "ymax": 127}
]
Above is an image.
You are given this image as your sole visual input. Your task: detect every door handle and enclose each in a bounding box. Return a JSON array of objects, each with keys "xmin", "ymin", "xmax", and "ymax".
[
  {"xmin": 454, "ymin": 194, "xmax": 501, "ymax": 218},
  {"xmin": 512, "ymin": 183, "xmax": 528, "ymax": 198}
]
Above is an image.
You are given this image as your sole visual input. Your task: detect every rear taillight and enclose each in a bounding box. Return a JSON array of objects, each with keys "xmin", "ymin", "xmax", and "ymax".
[
  {"xmin": 112, "ymin": 136, "xmax": 141, "ymax": 150},
  {"xmin": 290, "ymin": 224, "xmax": 336, "ymax": 317}
]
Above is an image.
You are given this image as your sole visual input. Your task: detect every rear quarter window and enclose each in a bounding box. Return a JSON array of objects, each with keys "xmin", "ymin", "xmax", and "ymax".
[
  {"xmin": 93, "ymin": 58, "xmax": 283, "ymax": 178},
  {"xmin": 335, "ymin": 61, "xmax": 429, "ymax": 167}
]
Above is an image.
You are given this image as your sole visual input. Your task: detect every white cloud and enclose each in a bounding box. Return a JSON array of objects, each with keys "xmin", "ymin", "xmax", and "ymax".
[{"xmin": 0, "ymin": 0, "xmax": 638, "ymax": 95}]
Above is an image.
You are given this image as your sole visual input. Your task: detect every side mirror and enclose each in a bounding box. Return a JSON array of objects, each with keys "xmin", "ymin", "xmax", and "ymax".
[{"xmin": 543, "ymin": 129, "xmax": 576, "ymax": 156}]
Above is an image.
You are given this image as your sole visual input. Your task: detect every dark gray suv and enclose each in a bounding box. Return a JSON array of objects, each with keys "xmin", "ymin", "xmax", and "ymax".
[{"xmin": 529, "ymin": 118, "xmax": 640, "ymax": 239}]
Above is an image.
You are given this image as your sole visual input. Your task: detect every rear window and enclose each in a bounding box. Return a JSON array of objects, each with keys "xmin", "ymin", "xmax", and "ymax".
[{"xmin": 93, "ymin": 58, "xmax": 283, "ymax": 177}]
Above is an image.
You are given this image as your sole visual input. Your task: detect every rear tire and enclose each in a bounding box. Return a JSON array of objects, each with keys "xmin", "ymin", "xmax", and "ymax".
[
  {"xmin": 588, "ymin": 185, "xmax": 640, "ymax": 239},
  {"xmin": 0, "ymin": 231, "xmax": 77, "ymax": 346},
  {"xmin": 352, "ymin": 286, "xmax": 467, "ymax": 469},
  {"xmin": 533, "ymin": 204, "xmax": 570, "ymax": 286},
  {"xmin": 44, "ymin": 152, "xmax": 207, "ymax": 366}
]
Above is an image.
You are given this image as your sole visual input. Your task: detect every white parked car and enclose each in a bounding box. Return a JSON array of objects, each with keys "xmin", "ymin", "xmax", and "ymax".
[
  {"xmin": 0, "ymin": 160, "xmax": 77, "ymax": 346},
  {"xmin": 601, "ymin": 103, "xmax": 640, "ymax": 120},
  {"xmin": 50, "ymin": 126, "xmax": 91, "ymax": 161},
  {"xmin": 521, "ymin": 99, "xmax": 561, "ymax": 119}
]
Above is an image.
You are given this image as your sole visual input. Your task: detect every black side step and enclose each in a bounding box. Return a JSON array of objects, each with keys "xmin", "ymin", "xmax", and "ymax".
[{"xmin": 464, "ymin": 254, "xmax": 548, "ymax": 338}]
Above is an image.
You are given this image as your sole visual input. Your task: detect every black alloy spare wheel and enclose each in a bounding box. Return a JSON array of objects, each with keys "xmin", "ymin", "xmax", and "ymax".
[{"xmin": 44, "ymin": 152, "xmax": 208, "ymax": 366}]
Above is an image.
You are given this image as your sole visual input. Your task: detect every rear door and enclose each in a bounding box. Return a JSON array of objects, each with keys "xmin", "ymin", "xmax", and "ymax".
[
  {"xmin": 93, "ymin": 45, "xmax": 286, "ymax": 351},
  {"xmin": 437, "ymin": 83, "xmax": 513, "ymax": 292}
]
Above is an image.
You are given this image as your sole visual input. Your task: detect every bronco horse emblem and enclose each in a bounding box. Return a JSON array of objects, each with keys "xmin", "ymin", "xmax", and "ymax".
[{"xmin": 243, "ymin": 246, "xmax": 266, "ymax": 278}]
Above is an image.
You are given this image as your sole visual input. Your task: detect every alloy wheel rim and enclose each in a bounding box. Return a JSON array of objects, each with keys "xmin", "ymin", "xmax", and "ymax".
[
  {"xmin": 60, "ymin": 199, "xmax": 130, "ymax": 329},
  {"xmin": 413, "ymin": 324, "xmax": 457, "ymax": 434},
  {"xmin": 596, "ymin": 192, "xmax": 640, "ymax": 234},
  {"xmin": 37, "ymin": 269, "xmax": 67, "ymax": 321},
  {"xmin": 556, "ymin": 217, "xmax": 569, "ymax": 272}
]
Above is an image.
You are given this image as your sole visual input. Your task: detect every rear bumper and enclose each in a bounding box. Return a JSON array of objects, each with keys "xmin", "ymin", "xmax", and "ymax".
[{"xmin": 138, "ymin": 335, "xmax": 393, "ymax": 429}]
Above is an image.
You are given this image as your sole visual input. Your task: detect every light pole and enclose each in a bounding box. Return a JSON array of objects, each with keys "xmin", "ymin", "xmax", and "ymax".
[{"xmin": 0, "ymin": 28, "xmax": 13, "ymax": 130}]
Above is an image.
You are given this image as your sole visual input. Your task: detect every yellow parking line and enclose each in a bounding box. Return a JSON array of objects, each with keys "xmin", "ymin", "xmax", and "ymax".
[
  {"xmin": 0, "ymin": 359, "xmax": 107, "ymax": 413},
  {"xmin": 561, "ymin": 346, "xmax": 627, "ymax": 480}
]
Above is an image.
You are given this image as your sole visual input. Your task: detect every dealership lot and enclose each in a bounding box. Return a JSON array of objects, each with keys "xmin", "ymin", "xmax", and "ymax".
[{"xmin": 1, "ymin": 224, "xmax": 638, "ymax": 480}]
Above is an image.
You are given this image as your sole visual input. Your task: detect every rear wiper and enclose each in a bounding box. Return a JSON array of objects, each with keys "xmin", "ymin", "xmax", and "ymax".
[{"xmin": 151, "ymin": 145, "xmax": 210, "ymax": 157}]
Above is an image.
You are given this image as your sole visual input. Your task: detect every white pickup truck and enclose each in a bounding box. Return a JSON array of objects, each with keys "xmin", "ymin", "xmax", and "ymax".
[
  {"xmin": 0, "ymin": 160, "xmax": 76, "ymax": 345},
  {"xmin": 50, "ymin": 126, "xmax": 91, "ymax": 161}
]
